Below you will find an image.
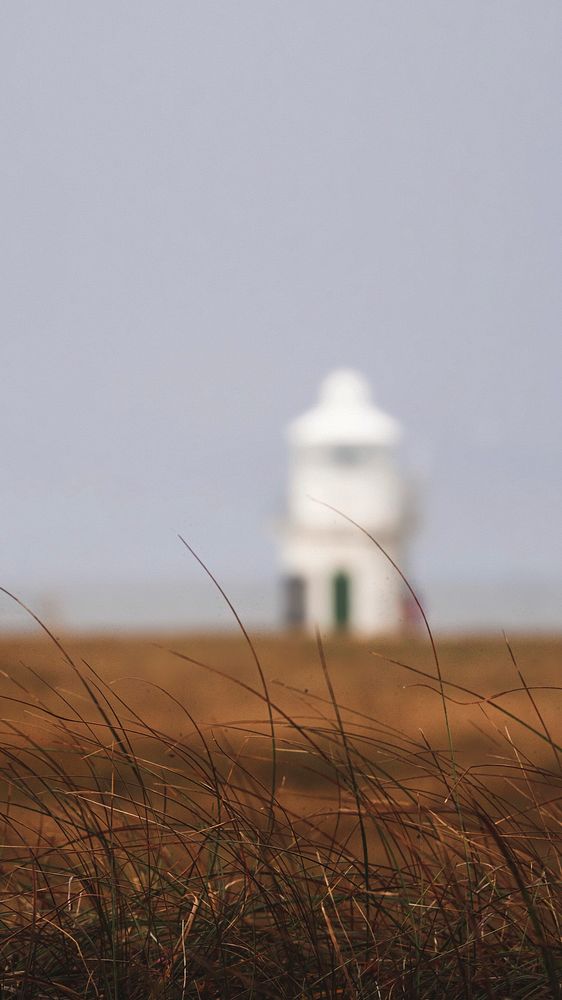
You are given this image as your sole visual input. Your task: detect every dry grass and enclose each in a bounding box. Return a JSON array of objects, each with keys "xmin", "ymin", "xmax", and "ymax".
[{"xmin": 0, "ymin": 626, "xmax": 560, "ymax": 997}]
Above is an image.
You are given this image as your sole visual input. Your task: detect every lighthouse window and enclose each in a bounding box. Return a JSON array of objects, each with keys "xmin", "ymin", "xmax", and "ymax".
[{"xmin": 330, "ymin": 446, "xmax": 368, "ymax": 465}]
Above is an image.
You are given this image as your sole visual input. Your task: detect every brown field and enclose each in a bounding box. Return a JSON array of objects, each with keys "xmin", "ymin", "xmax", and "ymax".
[
  {"xmin": 0, "ymin": 631, "xmax": 560, "ymax": 995},
  {"xmin": 0, "ymin": 630, "xmax": 560, "ymax": 777}
]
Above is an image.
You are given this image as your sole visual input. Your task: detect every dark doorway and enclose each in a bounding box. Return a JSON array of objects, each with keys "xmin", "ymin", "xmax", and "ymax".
[
  {"xmin": 285, "ymin": 576, "xmax": 306, "ymax": 628},
  {"xmin": 333, "ymin": 572, "xmax": 351, "ymax": 630}
]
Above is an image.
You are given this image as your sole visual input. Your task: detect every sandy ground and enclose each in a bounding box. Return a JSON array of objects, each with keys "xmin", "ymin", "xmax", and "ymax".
[{"xmin": 0, "ymin": 631, "xmax": 559, "ymax": 770}]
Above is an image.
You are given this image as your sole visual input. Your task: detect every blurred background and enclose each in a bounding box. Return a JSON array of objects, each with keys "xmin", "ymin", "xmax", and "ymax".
[{"xmin": 1, "ymin": 1, "xmax": 561, "ymax": 634}]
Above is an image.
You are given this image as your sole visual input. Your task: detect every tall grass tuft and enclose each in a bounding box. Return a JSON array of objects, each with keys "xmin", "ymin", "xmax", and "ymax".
[{"xmin": 0, "ymin": 597, "xmax": 560, "ymax": 996}]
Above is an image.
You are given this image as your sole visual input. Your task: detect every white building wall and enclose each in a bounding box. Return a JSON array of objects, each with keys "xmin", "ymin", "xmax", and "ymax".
[
  {"xmin": 280, "ymin": 528, "xmax": 407, "ymax": 635},
  {"xmin": 288, "ymin": 448, "xmax": 406, "ymax": 531}
]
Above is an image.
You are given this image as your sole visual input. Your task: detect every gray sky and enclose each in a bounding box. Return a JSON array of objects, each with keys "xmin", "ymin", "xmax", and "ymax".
[{"xmin": 1, "ymin": 3, "xmax": 561, "ymax": 621}]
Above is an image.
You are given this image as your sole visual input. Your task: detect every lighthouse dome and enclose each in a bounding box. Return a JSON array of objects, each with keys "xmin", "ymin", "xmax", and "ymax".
[
  {"xmin": 319, "ymin": 369, "xmax": 371, "ymax": 406},
  {"xmin": 288, "ymin": 368, "xmax": 401, "ymax": 448}
]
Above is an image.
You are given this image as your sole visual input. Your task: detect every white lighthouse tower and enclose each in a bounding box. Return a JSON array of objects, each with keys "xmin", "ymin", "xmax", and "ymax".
[{"xmin": 280, "ymin": 369, "xmax": 414, "ymax": 635}]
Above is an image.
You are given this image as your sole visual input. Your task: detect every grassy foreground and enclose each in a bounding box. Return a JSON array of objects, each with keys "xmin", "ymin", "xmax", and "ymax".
[{"xmin": 0, "ymin": 625, "xmax": 560, "ymax": 997}]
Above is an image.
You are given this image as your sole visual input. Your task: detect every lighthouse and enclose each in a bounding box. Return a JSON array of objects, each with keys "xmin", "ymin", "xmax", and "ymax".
[{"xmin": 279, "ymin": 369, "xmax": 415, "ymax": 636}]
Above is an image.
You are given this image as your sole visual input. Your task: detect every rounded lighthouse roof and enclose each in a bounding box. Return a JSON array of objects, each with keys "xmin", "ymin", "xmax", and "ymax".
[{"xmin": 288, "ymin": 368, "xmax": 401, "ymax": 447}]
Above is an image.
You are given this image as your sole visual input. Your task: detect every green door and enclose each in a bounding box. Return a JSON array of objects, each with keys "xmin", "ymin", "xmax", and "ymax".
[{"xmin": 333, "ymin": 572, "xmax": 351, "ymax": 630}]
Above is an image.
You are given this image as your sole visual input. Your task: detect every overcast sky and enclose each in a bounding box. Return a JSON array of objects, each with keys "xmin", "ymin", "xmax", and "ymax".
[{"xmin": 1, "ymin": 3, "xmax": 561, "ymax": 617}]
